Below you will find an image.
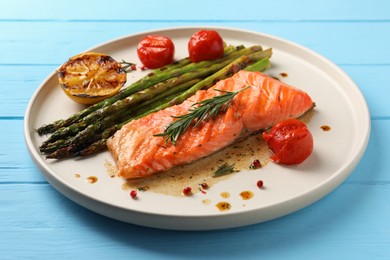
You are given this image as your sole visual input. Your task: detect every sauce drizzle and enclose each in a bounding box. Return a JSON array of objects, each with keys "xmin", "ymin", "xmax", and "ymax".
[
  {"xmin": 87, "ymin": 176, "xmax": 98, "ymax": 184},
  {"xmin": 220, "ymin": 192, "xmax": 230, "ymax": 199},
  {"xmin": 216, "ymin": 202, "xmax": 231, "ymax": 211},
  {"xmin": 239, "ymin": 191, "xmax": 254, "ymax": 200}
]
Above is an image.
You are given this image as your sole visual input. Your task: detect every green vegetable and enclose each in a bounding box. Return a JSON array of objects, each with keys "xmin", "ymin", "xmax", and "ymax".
[{"xmin": 212, "ymin": 163, "xmax": 236, "ymax": 177}]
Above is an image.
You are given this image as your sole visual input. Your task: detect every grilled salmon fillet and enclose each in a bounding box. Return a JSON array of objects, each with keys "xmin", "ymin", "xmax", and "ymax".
[{"xmin": 108, "ymin": 71, "xmax": 313, "ymax": 178}]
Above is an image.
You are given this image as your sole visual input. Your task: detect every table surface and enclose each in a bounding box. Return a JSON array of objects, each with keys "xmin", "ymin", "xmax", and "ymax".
[{"xmin": 1, "ymin": 0, "xmax": 389, "ymax": 259}]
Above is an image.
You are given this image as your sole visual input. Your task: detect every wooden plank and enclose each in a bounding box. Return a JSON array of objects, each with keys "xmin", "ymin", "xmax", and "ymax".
[
  {"xmin": 341, "ymin": 65, "xmax": 390, "ymax": 119},
  {"xmin": 344, "ymin": 119, "xmax": 389, "ymax": 184},
  {"xmin": 0, "ymin": 182, "xmax": 389, "ymax": 259},
  {"xmin": 0, "ymin": 22, "xmax": 389, "ymax": 65},
  {"xmin": 1, "ymin": 0, "xmax": 389, "ymax": 20},
  {"xmin": 0, "ymin": 65, "xmax": 56, "ymax": 117},
  {"xmin": 0, "ymin": 120, "xmax": 46, "ymax": 183},
  {"xmin": 1, "ymin": 1, "xmax": 388, "ymax": 259}
]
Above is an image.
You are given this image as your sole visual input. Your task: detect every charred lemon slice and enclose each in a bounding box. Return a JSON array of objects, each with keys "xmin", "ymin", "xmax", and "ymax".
[{"xmin": 58, "ymin": 52, "xmax": 127, "ymax": 105}]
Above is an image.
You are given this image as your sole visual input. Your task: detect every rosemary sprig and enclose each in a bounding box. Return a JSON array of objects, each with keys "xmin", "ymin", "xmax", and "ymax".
[
  {"xmin": 155, "ymin": 86, "xmax": 250, "ymax": 145},
  {"xmin": 212, "ymin": 163, "xmax": 236, "ymax": 178}
]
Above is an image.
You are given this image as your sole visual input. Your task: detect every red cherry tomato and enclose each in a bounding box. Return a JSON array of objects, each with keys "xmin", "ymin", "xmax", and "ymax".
[
  {"xmin": 262, "ymin": 119, "xmax": 313, "ymax": 165},
  {"xmin": 188, "ymin": 30, "xmax": 224, "ymax": 62},
  {"xmin": 137, "ymin": 35, "xmax": 175, "ymax": 69}
]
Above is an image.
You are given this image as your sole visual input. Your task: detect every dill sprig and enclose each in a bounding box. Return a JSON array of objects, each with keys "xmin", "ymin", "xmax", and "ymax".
[
  {"xmin": 155, "ymin": 86, "xmax": 250, "ymax": 145},
  {"xmin": 212, "ymin": 163, "xmax": 236, "ymax": 178}
]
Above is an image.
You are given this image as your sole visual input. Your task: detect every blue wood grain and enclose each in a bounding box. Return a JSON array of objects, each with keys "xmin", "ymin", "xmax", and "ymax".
[
  {"xmin": 1, "ymin": 0, "xmax": 390, "ymax": 259},
  {"xmin": 0, "ymin": 182, "xmax": 389, "ymax": 259},
  {"xmin": 1, "ymin": 22, "xmax": 389, "ymax": 65},
  {"xmin": 341, "ymin": 65, "xmax": 390, "ymax": 119},
  {"xmin": 0, "ymin": 65, "xmax": 56, "ymax": 117},
  {"xmin": 1, "ymin": 0, "xmax": 390, "ymax": 20}
]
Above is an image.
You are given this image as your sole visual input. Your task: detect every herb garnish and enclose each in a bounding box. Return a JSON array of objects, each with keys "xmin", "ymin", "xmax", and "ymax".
[
  {"xmin": 120, "ymin": 60, "xmax": 137, "ymax": 73},
  {"xmin": 155, "ymin": 86, "xmax": 250, "ymax": 145},
  {"xmin": 212, "ymin": 163, "xmax": 236, "ymax": 178}
]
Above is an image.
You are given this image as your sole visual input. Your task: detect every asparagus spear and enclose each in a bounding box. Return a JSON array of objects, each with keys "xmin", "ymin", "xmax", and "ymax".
[
  {"xmin": 149, "ymin": 46, "xmax": 226, "ymax": 75},
  {"xmin": 40, "ymin": 46, "xmax": 263, "ymax": 148},
  {"xmin": 40, "ymin": 108, "xmax": 132, "ymax": 154},
  {"xmin": 164, "ymin": 49, "xmax": 272, "ymax": 106},
  {"xmin": 47, "ymin": 55, "xmax": 271, "ymax": 159},
  {"xmin": 150, "ymin": 45, "xmax": 237, "ymax": 75},
  {"xmin": 77, "ymin": 139, "xmax": 108, "ymax": 157},
  {"xmin": 40, "ymin": 69, "xmax": 209, "ymax": 147},
  {"xmin": 41, "ymin": 79, "xmax": 201, "ymax": 154},
  {"xmin": 37, "ymin": 45, "xmax": 251, "ymax": 135}
]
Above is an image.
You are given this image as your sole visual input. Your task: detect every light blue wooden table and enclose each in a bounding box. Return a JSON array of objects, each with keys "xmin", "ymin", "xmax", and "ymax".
[{"xmin": 1, "ymin": 0, "xmax": 389, "ymax": 259}]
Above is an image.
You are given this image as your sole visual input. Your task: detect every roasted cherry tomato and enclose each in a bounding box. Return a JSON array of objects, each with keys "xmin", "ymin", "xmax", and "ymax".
[
  {"xmin": 188, "ymin": 30, "xmax": 224, "ymax": 62},
  {"xmin": 137, "ymin": 35, "xmax": 175, "ymax": 69},
  {"xmin": 262, "ymin": 119, "xmax": 313, "ymax": 165}
]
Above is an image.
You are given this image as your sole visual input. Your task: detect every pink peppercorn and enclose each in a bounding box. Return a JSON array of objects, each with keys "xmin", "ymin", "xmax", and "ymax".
[
  {"xmin": 130, "ymin": 190, "xmax": 137, "ymax": 199},
  {"xmin": 183, "ymin": 187, "xmax": 192, "ymax": 196}
]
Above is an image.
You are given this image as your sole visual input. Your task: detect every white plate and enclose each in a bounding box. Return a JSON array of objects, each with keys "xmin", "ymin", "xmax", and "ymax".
[{"xmin": 24, "ymin": 26, "xmax": 370, "ymax": 230}]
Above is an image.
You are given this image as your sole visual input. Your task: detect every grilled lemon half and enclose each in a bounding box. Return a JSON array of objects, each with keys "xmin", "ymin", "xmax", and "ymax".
[{"xmin": 58, "ymin": 52, "xmax": 127, "ymax": 105}]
